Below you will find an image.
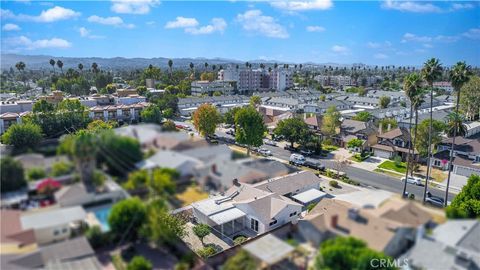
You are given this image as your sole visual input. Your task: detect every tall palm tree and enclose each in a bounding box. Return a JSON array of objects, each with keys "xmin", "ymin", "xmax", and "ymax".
[
  {"xmin": 212, "ymin": 64, "xmax": 216, "ymax": 72},
  {"xmin": 15, "ymin": 61, "xmax": 27, "ymax": 89},
  {"xmin": 71, "ymin": 130, "xmax": 98, "ymax": 192},
  {"xmin": 56, "ymin": 60, "xmax": 64, "ymax": 74},
  {"xmin": 189, "ymin": 62, "xmax": 194, "ymax": 75},
  {"xmin": 49, "ymin": 59, "xmax": 56, "ymax": 74},
  {"xmin": 446, "ymin": 112, "xmax": 468, "ymax": 137},
  {"xmin": 91, "ymin": 62, "xmax": 98, "ymax": 74},
  {"xmin": 204, "ymin": 62, "xmax": 208, "ymax": 72},
  {"xmin": 420, "ymin": 58, "xmax": 442, "ymax": 202},
  {"xmin": 168, "ymin": 59, "xmax": 173, "ymax": 76},
  {"xmin": 445, "ymin": 62, "xmax": 472, "ymax": 205},
  {"xmin": 410, "ymin": 91, "xmax": 426, "ymax": 176},
  {"xmin": 402, "ymin": 73, "xmax": 423, "ymax": 197},
  {"xmin": 78, "ymin": 63, "xmax": 84, "ymax": 74}
]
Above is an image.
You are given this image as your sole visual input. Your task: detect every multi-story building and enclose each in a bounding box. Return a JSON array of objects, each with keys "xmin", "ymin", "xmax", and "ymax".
[
  {"xmin": 191, "ymin": 80, "xmax": 236, "ymax": 96},
  {"xmin": 218, "ymin": 68, "xmax": 293, "ymax": 93},
  {"xmin": 433, "ymin": 81, "xmax": 454, "ymax": 93},
  {"xmin": 315, "ymin": 75, "xmax": 353, "ymax": 87}
]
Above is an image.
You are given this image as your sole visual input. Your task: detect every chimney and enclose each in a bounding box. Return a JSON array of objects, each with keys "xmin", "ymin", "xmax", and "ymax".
[
  {"xmin": 331, "ymin": 215, "xmax": 338, "ymax": 228},
  {"xmin": 378, "ymin": 122, "xmax": 383, "ymax": 135},
  {"xmin": 211, "ymin": 164, "xmax": 217, "ymax": 174},
  {"xmin": 387, "ymin": 123, "xmax": 391, "ymax": 131},
  {"xmin": 232, "ymin": 178, "xmax": 240, "ymax": 187}
]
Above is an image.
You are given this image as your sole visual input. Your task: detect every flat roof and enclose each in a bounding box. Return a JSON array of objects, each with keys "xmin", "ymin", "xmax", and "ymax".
[
  {"xmin": 21, "ymin": 206, "xmax": 86, "ymax": 230},
  {"xmin": 291, "ymin": 188, "xmax": 327, "ymax": 204},
  {"xmin": 243, "ymin": 234, "xmax": 294, "ymax": 265},
  {"xmin": 192, "ymin": 196, "xmax": 234, "ymax": 216},
  {"xmin": 209, "ymin": 208, "xmax": 246, "ymax": 225}
]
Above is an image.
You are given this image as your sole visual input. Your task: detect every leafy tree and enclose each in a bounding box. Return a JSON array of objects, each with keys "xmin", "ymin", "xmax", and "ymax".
[
  {"xmin": 137, "ymin": 85, "xmax": 148, "ymax": 96},
  {"xmin": 149, "ymin": 168, "xmax": 177, "ymax": 197},
  {"xmin": 108, "ymin": 197, "xmax": 147, "ymax": 241},
  {"xmin": 51, "ymin": 161, "xmax": 74, "ymax": 176},
  {"xmin": 32, "ymin": 100, "xmax": 54, "ymax": 113},
  {"xmin": 352, "ymin": 111, "xmax": 372, "ymax": 122},
  {"xmin": 446, "ymin": 174, "xmax": 480, "ymax": 219},
  {"xmin": 200, "ymin": 72, "xmax": 216, "ymax": 81},
  {"xmin": 379, "ymin": 96, "xmax": 391, "ymax": 108},
  {"xmin": 141, "ymin": 105, "xmax": 163, "ymax": 124},
  {"xmin": 97, "ymin": 131, "xmax": 143, "ymax": 176},
  {"xmin": 347, "ymin": 138, "xmax": 364, "ymax": 150},
  {"xmin": 223, "ymin": 107, "xmax": 241, "ymax": 126},
  {"xmin": 321, "ymin": 106, "xmax": 341, "ymax": 138},
  {"xmin": 378, "ymin": 118, "xmax": 398, "ymax": 132},
  {"xmin": 275, "ymin": 118, "xmax": 309, "ymax": 148},
  {"xmin": 87, "ymin": 120, "xmax": 115, "ymax": 131},
  {"xmin": 415, "ymin": 119, "xmax": 446, "ymax": 158},
  {"xmin": 314, "ymin": 237, "xmax": 395, "ymax": 270},
  {"xmin": 193, "ymin": 104, "xmax": 221, "ymax": 137},
  {"xmin": 162, "ymin": 120, "xmax": 177, "ymax": 131},
  {"xmin": 460, "ymin": 75, "xmax": 480, "ymax": 120},
  {"xmin": 105, "ymin": 83, "xmax": 117, "ymax": 94},
  {"xmin": 235, "ymin": 106, "xmax": 266, "ymax": 155},
  {"xmin": 86, "ymin": 226, "xmax": 108, "ymax": 249},
  {"xmin": 127, "ymin": 256, "xmax": 152, "ymax": 270},
  {"xmin": 26, "ymin": 167, "xmax": 46, "ymax": 181},
  {"xmin": 193, "ymin": 224, "xmax": 211, "ymax": 245},
  {"xmin": 143, "ymin": 198, "xmax": 186, "ymax": 244},
  {"xmin": 1, "ymin": 122, "xmax": 43, "ymax": 150},
  {"xmin": 223, "ymin": 250, "xmax": 257, "ymax": 270},
  {"xmin": 163, "ymin": 108, "xmax": 174, "ymax": 119},
  {"xmin": 0, "ymin": 157, "xmax": 26, "ymax": 193},
  {"xmin": 249, "ymin": 95, "xmax": 261, "ymax": 107}
]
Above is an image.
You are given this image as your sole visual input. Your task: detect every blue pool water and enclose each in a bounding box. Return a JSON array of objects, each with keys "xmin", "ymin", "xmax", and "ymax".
[{"xmin": 90, "ymin": 205, "xmax": 112, "ymax": 232}]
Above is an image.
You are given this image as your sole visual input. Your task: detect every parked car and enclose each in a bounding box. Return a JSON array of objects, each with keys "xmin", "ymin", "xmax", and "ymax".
[
  {"xmin": 273, "ymin": 135, "xmax": 284, "ymax": 142},
  {"xmin": 425, "ymin": 196, "xmax": 445, "ymax": 208},
  {"xmin": 263, "ymin": 139, "xmax": 277, "ymax": 147},
  {"xmin": 401, "ymin": 176, "xmax": 423, "ymax": 186},
  {"xmin": 258, "ymin": 148, "xmax": 272, "ymax": 156},
  {"xmin": 289, "ymin": 154, "xmax": 305, "ymax": 166},
  {"xmin": 284, "ymin": 145, "xmax": 297, "ymax": 152},
  {"xmin": 226, "ymin": 129, "xmax": 235, "ymax": 136},
  {"xmin": 300, "ymin": 149, "xmax": 314, "ymax": 156},
  {"xmin": 304, "ymin": 160, "xmax": 325, "ymax": 171}
]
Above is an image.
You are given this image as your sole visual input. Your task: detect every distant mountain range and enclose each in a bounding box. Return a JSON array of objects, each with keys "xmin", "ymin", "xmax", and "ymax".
[{"xmin": 1, "ymin": 54, "xmax": 361, "ymax": 71}]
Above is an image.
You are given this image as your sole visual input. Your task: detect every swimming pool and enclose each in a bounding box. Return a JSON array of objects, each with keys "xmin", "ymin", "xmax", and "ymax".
[{"xmin": 88, "ymin": 204, "xmax": 112, "ymax": 232}]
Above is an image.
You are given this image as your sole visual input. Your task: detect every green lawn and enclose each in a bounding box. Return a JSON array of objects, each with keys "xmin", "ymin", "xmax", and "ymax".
[{"xmin": 378, "ymin": 160, "xmax": 407, "ymax": 174}]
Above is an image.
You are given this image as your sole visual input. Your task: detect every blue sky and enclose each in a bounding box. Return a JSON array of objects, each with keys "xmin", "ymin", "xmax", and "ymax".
[{"xmin": 1, "ymin": 0, "xmax": 479, "ymax": 65}]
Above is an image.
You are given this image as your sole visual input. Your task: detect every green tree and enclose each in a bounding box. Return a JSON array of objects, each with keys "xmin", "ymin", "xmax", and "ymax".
[
  {"xmin": 378, "ymin": 118, "xmax": 398, "ymax": 132},
  {"xmin": 460, "ymin": 76, "xmax": 480, "ymax": 120},
  {"xmin": 143, "ymin": 198, "xmax": 186, "ymax": 244},
  {"xmin": 321, "ymin": 106, "xmax": 341, "ymax": 138},
  {"xmin": 141, "ymin": 105, "xmax": 163, "ymax": 124},
  {"xmin": 87, "ymin": 120, "xmax": 115, "ymax": 131},
  {"xmin": 314, "ymin": 237, "xmax": 395, "ymax": 270},
  {"xmin": 26, "ymin": 167, "xmax": 46, "ymax": 181},
  {"xmin": 193, "ymin": 104, "xmax": 221, "ymax": 137},
  {"xmin": 347, "ymin": 138, "xmax": 364, "ymax": 150},
  {"xmin": 223, "ymin": 250, "xmax": 257, "ymax": 270},
  {"xmin": 446, "ymin": 112, "xmax": 468, "ymax": 137},
  {"xmin": 51, "ymin": 161, "xmax": 74, "ymax": 176},
  {"xmin": 274, "ymin": 118, "xmax": 309, "ymax": 148},
  {"xmin": 193, "ymin": 224, "xmax": 211, "ymax": 245},
  {"xmin": 32, "ymin": 100, "xmax": 54, "ymax": 113},
  {"xmin": 0, "ymin": 157, "xmax": 26, "ymax": 193},
  {"xmin": 415, "ymin": 119, "xmax": 446, "ymax": 158},
  {"xmin": 127, "ymin": 256, "xmax": 152, "ymax": 270},
  {"xmin": 163, "ymin": 108, "xmax": 174, "ymax": 119},
  {"xmin": 235, "ymin": 106, "xmax": 266, "ymax": 155},
  {"xmin": 352, "ymin": 111, "xmax": 372, "ymax": 122},
  {"xmin": 223, "ymin": 107, "xmax": 241, "ymax": 126},
  {"xmin": 162, "ymin": 120, "xmax": 177, "ymax": 131},
  {"xmin": 85, "ymin": 226, "xmax": 107, "ymax": 249},
  {"xmin": 108, "ymin": 197, "xmax": 147, "ymax": 241},
  {"xmin": 97, "ymin": 131, "xmax": 143, "ymax": 176},
  {"xmin": 249, "ymin": 95, "xmax": 261, "ymax": 107},
  {"xmin": 379, "ymin": 96, "xmax": 391, "ymax": 108},
  {"xmin": 1, "ymin": 122, "xmax": 43, "ymax": 150},
  {"xmin": 137, "ymin": 85, "xmax": 148, "ymax": 96},
  {"xmin": 446, "ymin": 174, "xmax": 480, "ymax": 219}
]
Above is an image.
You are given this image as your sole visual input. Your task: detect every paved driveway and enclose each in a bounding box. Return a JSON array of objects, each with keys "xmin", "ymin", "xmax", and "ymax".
[{"xmin": 350, "ymin": 156, "xmax": 388, "ymax": 171}]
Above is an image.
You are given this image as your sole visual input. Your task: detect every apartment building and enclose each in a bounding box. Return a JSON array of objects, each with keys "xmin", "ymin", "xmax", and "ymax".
[
  {"xmin": 218, "ymin": 68, "xmax": 293, "ymax": 93},
  {"xmin": 191, "ymin": 80, "xmax": 236, "ymax": 96},
  {"xmin": 315, "ymin": 75, "xmax": 353, "ymax": 87}
]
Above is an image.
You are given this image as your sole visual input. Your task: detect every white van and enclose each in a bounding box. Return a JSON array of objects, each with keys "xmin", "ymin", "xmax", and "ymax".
[
  {"xmin": 401, "ymin": 176, "xmax": 423, "ymax": 186},
  {"xmin": 289, "ymin": 154, "xmax": 306, "ymax": 166}
]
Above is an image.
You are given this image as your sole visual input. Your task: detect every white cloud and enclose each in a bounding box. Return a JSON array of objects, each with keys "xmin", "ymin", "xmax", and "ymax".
[
  {"xmin": 87, "ymin": 15, "xmax": 135, "ymax": 29},
  {"xmin": 402, "ymin": 32, "xmax": 460, "ymax": 43},
  {"xmin": 185, "ymin": 18, "xmax": 227, "ymax": 35},
  {"xmin": 463, "ymin": 28, "xmax": 480, "ymax": 39},
  {"xmin": 0, "ymin": 6, "xmax": 80, "ymax": 22},
  {"xmin": 331, "ymin": 45, "xmax": 349, "ymax": 54},
  {"xmin": 146, "ymin": 21, "xmax": 155, "ymax": 25},
  {"xmin": 111, "ymin": 0, "xmax": 159, "ymax": 14},
  {"xmin": 78, "ymin": 27, "xmax": 104, "ymax": 39},
  {"xmin": 366, "ymin": 41, "xmax": 392, "ymax": 49},
  {"xmin": 423, "ymin": 43, "xmax": 433, "ymax": 48},
  {"xmin": 306, "ymin": 25, "xmax": 325, "ymax": 32},
  {"xmin": 165, "ymin": 17, "xmax": 199, "ymax": 29},
  {"xmin": 271, "ymin": 0, "xmax": 333, "ymax": 11},
  {"xmin": 374, "ymin": 53, "xmax": 388, "ymax": 59},
  {"xmin": 236, "ymin": 10, "xmax": 289, "ymax": 39},
  {"xmin": 402, "ymin": 33, "xmax": 432, "ymax": 43},
  {"xmin": 381, "ymin": 0, "xmax": 441, "ymax": 13},
  {"xmin": 434, "ymin": 35, "xmax": 459, "ymax": 43},
  {"xmin": 450, "ymin": 3, "xmax": 474, "ymax": 11},
  {"xmin": 2, "ymin": 23, "xmax": 21, "ymax": 31},
  {"xmin": 4, "ymin": 35, "xmax": 71, "ymax": 51}
]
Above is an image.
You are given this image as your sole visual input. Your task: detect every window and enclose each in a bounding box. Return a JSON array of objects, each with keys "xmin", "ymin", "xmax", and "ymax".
[
  {"xmin": 62, "ymin": 228, "xmax": 68, "ymax": 234},
  {"xmin": 53, "ymin": 230, "xmax": 59, "ymax": 236},
  {"xmin": 250, "ymin": 218, "xmax": 259, "ymax": 232},
  {"xmin": 269, "ymin": 219, "xmax": 277, "ymax": 226},
  {"xmin": 289, "ymin": 211, "xmax": 298, "ymax": 217}
]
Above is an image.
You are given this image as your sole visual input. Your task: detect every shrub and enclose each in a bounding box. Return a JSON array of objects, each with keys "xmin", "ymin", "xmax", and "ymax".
[
  {"xmin": 306, "ymin": 202, "xmax": 318, "ymax": 212},
  {"xmin": 329, "ymin": 180, "xmax": 339, "ymax": 188},
  {"xmin": 1, "ymin": 157, "xmax": 26, "ymax": 193},
  {"xmin": 86, "ymin": 226, "xmax": 107, "ymax": 249},
  {"xmin": 127, "ymin": 256, "xmax": 152, "ymax": 270},
  {"xmin": 197, "ymin": 245, "xmax": 219, "ymax": 258},
  {"xmin": 51, "ymin": 161, "xmax": 74, "ymax": 176},
  {"xmin": 408, "ymin": 193, "xmax": 415, "ymax": 200},
  {"xmin": 26, "ymin": 167, "xmax": 46, "ymax": 181},
  {"xmin": 393, "ymin": 156, "xmax": 402, "ymax": 167},
  {"xmin": 233, "ymin": 236, "xmax": 247, "ymax": 246}
]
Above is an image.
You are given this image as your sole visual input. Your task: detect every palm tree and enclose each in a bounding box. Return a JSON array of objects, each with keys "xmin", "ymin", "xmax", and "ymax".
[
  {"xmin": 410, "ymin": 91, "xmax": 426, "ymax": 176},
  {"xmin": 446, "ymin": 112, "xmax": 468, "ymax": 137},
  {"xmin": 204, "ymin": 62, "xmax": 208, "ymax": 72},
  {"xmin": 15, "ymin": 61, "xmax": 27, "ymax": 89},
  {"xmin": 420, "ymin": 58, "xmax": 442, "ymax": 202},
  {"xmin": 168, "ymin": 59, "xmax": 173, "ymax": 76},
  {"xmin": 78, "ymin": 63, "xmax": 84, "ymax": 74},
  {"xmin": 274, "ymin": 63, "xmax": 278, "ymax": 70},
  {"xmin": 189, "ymin": 62, "xmax": 194, "ymax": 74},
  {"xmin": 402, "ymin": 73, "xmax": 423, "ymax": 197},
  {"xmin": 212, "ymin": 64, "xmax": 216, "ymax": 72},
  {"xmin": 56, "ymin": 60, "xmax": 64, "ymax": 74},
  {"xmin": 444, "ymin": 62, "xmax": 472, "ymax": 205},
  {"xmin": 49, "ymin": 59, "xmax": 56, "ymax": 74},
  {"xmin": 245, "ymin": 62, "xmax": 250, "ymax": 69},
  {"xmin": 91, "ymin": 62, "xmax": 98, "ymax": 74},
  {"xmin": 71, "ymin": 130, "xmax": 98, "ymax": 192}
]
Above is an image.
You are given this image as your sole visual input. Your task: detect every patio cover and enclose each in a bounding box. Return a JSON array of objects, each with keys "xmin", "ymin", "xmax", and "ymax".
[
  {"xmin": 209, "ymin": 208, "xmax": 246, "ymax": 225},
  {"xmin": 243, "ymin": 234, "xmax": 294, "ymax": 265},
  {"xmin": 292, "ymin": 188, "xmax": 327, "ymax": 204}
]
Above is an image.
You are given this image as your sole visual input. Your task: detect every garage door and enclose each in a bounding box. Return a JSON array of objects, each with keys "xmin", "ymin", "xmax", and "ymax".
[
  {"xmin": 455, "ymin": 165, "xmax": 480, "ymax": 178},
  {"xmin": 374, "ymin": 149, "xmax": 391, "ymax": 159}
]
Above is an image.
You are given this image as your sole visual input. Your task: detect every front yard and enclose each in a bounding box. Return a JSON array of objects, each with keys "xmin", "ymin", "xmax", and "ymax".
[{"xmin": 378, "ymin": 160, "xmax": 407, "ymax": 174}]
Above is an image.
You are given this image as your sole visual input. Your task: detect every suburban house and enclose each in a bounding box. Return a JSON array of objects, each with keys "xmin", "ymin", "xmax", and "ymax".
[
  {"xmin": 304, "ymin": 114, "xmax": 322, "ymax": 131},
  {"xmin": 297, "ymin": 199, "xmax": 426, "ymax": 257},
  {"xmin": 191, "ymin": 171, "xmax": 323, "ymax": 241},
  {"xmin": 302, "ymin": 100, "xmax": 351, "ymax": 114},
  {"xmin": 136, "ymin": 150, "xmax": 202, "ymax": 178},
  {"xmin": 432, "ymin": 136, "xmax": 480, "ymax": 177},
  {"xmin": 334, "ymin": 119, "xmax": 377, "ymax": 150},
  {"xmin": 1, "ymin": 210, "xmax": 37, "ymax": 255},
  {"xmin": 371, "ymin": 127, "xmax": 416, "ymax": 161},
  {"xmin": 401, "ymin": 219, "xmax": 480, "ymax": 270}
]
